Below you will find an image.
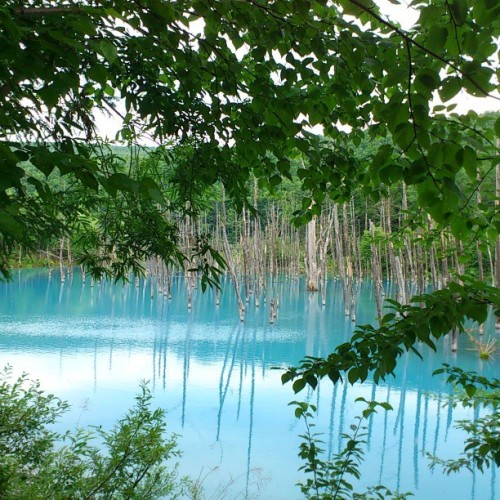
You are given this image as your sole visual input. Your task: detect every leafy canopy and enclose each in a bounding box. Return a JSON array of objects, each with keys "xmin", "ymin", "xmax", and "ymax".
[{"xmin": 1, "ymin": 0, "xmax": 499, "ymax": 278}]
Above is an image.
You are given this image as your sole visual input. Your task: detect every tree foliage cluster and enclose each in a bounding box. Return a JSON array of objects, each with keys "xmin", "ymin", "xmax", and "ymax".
[
  {"xmin": 0, "ymin": 367, "xmax": 183, "ymax": 499},
  {"xmin": 292, "ymin": 365, "xmax": 499, "ymax": 499}
]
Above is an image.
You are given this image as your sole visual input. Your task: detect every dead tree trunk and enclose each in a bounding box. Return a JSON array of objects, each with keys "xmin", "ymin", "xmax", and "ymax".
[
  {"xmin": 333, "ymin": 204, "xmax": 350, "ymax": 316},
  {"xmin": 305, "ymin": 215, "xmax": 319, "ymax": 291},
  {"xmin": 221, "ymin": 189, "xmax": 245, "ymax": 321},
  {"xmin": 59, "ymin": 237, "xmax": 65, "ymax": 283},
  {"xmin": 370, "ymin": 220, "xmax": 383, "ymax": 323}
]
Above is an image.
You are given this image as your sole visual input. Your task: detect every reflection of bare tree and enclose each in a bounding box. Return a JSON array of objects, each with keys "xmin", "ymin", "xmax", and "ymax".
[
  {"xmin": 394, "ymin": 355, "xmax": 408, "ymax": 491},
  {"xmin": 245, "ymin": 326, "xmax": 257, "ymax": 499},
  {"xmin": 432, "ymin": 392, "xmax": 443, "ymax": 456},
  {"xmin": 93, "ymin": 338, "xmax": 98, "ymax": 393},
  {"xmin": 306, "ymin": 293, "xmax": 319, "ymax": 357},
  {"xmin": 413, "ymin": 382, "xmax": 423, "ymax": 489},
  {"xmin": 216, "ymin": 324, "xmax": 241, "ymax": 441},
  {"xmin": 421, "ymin": 393, "xmax": 429, "ymax": 456},
  {"xmin": 337, "ymin": 379, "xmax": 348, "ymax": 454},
  {"xmin": 152, "ymin": 332, "xmax": 158, "ymax": 391},
  {"xmin": 366, "ymin": 381, "xmax": 377, "ymax": 451},
  {"xmin": 162, "ymin": 328, "xmax": 168, "ymax": 390},
  {"xmin": 151, "ymin": 299, "xmax": 171, "ymax": 391},
  {"xmin": 108, "ymin": 338, "xmax": 114, "ymax": 372},
  {"xmin": 181, "ymin": 319, "xmax": 193, "ymax": 427},
  {"xmin": 237, "ymin": 339, "xmax": 244, "ymax": 421},
  {"xmin": 378, "ymin": 385, "xmax": 391, "ymax": 484},
  {"xmin": 445, "ymin": 384, "xmax": 454, "ymax": 441},
  {"xmin": 58, "ymin": 280, "xmax": 65, "ymax": 306},
  {"xmin": 327, "ymin": 383, "xmax": 338, "ymax": 460}
]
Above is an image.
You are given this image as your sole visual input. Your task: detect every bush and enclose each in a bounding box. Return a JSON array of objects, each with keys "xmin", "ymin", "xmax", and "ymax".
[{"xmin": 0, "ymin": 366, "xmax": 183, "ymax": 499}]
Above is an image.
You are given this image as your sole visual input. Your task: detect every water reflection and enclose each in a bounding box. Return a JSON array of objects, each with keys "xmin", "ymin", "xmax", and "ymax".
[{"xmin": 0, "ymin": 269, "xmax": 498, "ymax": 499}]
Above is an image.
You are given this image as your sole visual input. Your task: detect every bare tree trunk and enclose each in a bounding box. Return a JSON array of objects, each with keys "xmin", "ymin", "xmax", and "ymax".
[
  {"xmin": 220, "ymin": 189, "xmax": 245, "ymax": 321},
  {"xmin": 451, "ymin": 327, "xmax": 458, "ymax": 352},
  {"xmin": 318, "ymin": 208, "xmax": 334, "ymax": 305},
  {"xmin": 67, "ymin": 238, "xmax": 73, "ymax": 276},
  {"xmin": 252, "ymin": 178, "xmax": 262, "ymax": 308},
  {"xmin": 429, "ymin": 243, "xmax": 437, "ymax": 290},
  {"xmin": 46, "ymin": 246, "xmax": 52, "ymax": 276},
  {"xmin": 305, "ymin": 215, "xmax": 319, "ymax": 291},
  {"xmin": 333, "ymin": 204, "xmax": 349, "ymax": 315},
  {"xmin": 241, "ymin": 207, "xmax": 251, "ymax": 303},
  {"xmin": 440, "ymin": 233, "xmax": 449, "ymax": 287},
  {"xmin": 402, "ymin": 183, "xmax": 415, "ymax": 281},
  {"xmin": 59, "ymin": 237, "xmax": 65, "ymax": 283},
  {"xmin": 370, "ymin": 220, "xmax": 383, "ymax": 323},
  {"xmin": 343, "ymin": 203, "xmax": 356, "ymax": 319},
  {"xmin": 391, "ymin": 243, "xmax": 407, "ymax": 304},
  {"xmin": 350, "ymin": 198, "xmax": 362, "ymax": 279}
]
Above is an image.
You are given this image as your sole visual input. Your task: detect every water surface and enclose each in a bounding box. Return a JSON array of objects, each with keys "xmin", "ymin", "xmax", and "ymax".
[{"xmin": 0, "ymin": 269, "xmax": 498, "ymax": 499}]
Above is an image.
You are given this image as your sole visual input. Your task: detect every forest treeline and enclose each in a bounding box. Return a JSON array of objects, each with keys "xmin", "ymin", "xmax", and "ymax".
[{"xmin": 13, "ymin": 113, "xmax": 499, "ymax": 324}]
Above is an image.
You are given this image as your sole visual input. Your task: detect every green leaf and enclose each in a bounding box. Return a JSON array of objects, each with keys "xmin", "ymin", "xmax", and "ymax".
[
  {"xmin": 348, "ymin": 368, "xmax": 359, "ymax": 384},
  {"xmin": 463, "ymin": 302, "xmax": 487, "ymax": 323},
  {"xmin": 465, "ymin": 384, "xmax": 477, "ymax": 398},
  {"xmin": 269, "ymin": 174, "xmax": 281, "ymax": 188},
  {"xmin": 450, "ymin": 0, "xmax": 468, "ymax": 25},
  {"xmin": 415, "ymin": 68, "xmax": 440, "ymax": 93},
  {"xmin": 426, "ymin": 25, "xmax": 448, "ymax": 53},
  {"xmin": 0, "ymin": 211, "xmax": 22, "ymax": 237},
  {"xmin": 100, "ymin": 41, "xmax": 118, "ymax": 64},
  {"xmin": 460, "ymin": 146, "xmax": 478, "ymax": 179},
  {"xmin": 439, "ymin": 77, "xmax": 461, "ymax": 102},
  {"xmin": 293, "ymin": 378, "xmax": 306, "ymax": 393},
  {"xmin": 140, "ymin": 177, "xmax": 165, "ymax": 204},
  {"xmin": 393, "ymin": 122, "xmax": 414, "ymax": 149}
]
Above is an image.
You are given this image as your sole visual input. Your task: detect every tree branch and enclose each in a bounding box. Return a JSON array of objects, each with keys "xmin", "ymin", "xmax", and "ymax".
[
  {"xmin": 347, "ymin": 0, "xmax": 498, "ymax": 99},
  {"xmin": 12, "ymin": 7, "xmax": 84, "ymax": 16}
]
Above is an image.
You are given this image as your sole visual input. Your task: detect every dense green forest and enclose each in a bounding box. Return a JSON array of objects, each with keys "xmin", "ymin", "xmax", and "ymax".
[{"xmin": 0, "ymin": 0, "xmax": 499, "ymax": 498}]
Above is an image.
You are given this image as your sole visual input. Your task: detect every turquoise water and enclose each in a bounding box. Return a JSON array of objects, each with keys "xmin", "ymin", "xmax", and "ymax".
[{"xmin": 0, "ymin": 269, "xmax": 498, "ymax": 499}]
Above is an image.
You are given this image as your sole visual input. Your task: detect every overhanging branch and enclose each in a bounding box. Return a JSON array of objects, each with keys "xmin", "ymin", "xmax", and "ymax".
[{"xmin": 347, "ymin": 0, "xmax": 498, "ymax": 99}]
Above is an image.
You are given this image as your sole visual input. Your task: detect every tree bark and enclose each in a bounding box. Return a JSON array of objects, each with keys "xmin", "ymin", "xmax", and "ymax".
[{"xmin": 305, "ymin": 215, "xmax": 319, "ymax": 291}]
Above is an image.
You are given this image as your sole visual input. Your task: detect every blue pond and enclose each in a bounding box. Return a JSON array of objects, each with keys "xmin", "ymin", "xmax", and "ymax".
[{"xmin": 0, "ymin": 269, "xmax": 498, "ymax": 499}]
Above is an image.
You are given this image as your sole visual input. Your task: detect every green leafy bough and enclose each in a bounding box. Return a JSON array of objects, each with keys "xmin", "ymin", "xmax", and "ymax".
[{"xmin": 282, "ymin": 278, "xmax": 500, "ymax": 390}]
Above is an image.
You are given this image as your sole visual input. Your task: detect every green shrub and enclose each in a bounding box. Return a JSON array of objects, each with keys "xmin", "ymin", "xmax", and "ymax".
[{"xmin": 0, "ymin": 366, "xmax": 183, "ymax": 499}]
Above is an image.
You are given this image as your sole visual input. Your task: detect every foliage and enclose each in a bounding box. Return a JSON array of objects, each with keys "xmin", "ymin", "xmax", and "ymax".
[
  {"xmin": 1, "ymin": 0, "xmax": 499, "ymax": 279},
  {"xmin": 282, "ymin": 278, "xmax": 500, "ymax": 390},
  {"xmin": 291, "ymin": 398, "xmax": 410, "ymax": 500},
  {"xmin": 0, "ymin": 366, "xmax": 183, "ymax": 499},
  {"xmin": 292, "ymin": 365, "xmax": 500, "ymax": 498},
  {"xmin": 429, "ymin": 364, "xmax": 500, "ymax": 473}
]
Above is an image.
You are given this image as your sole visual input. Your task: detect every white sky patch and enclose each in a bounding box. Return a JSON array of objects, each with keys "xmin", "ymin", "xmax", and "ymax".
[
  {"xmin": 375, "ymin": 0, "xmax": 420, "ymax": 30},
  {"xmin": 442, "ymin": 90, "xmax": 500, "ymax": 114}
]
